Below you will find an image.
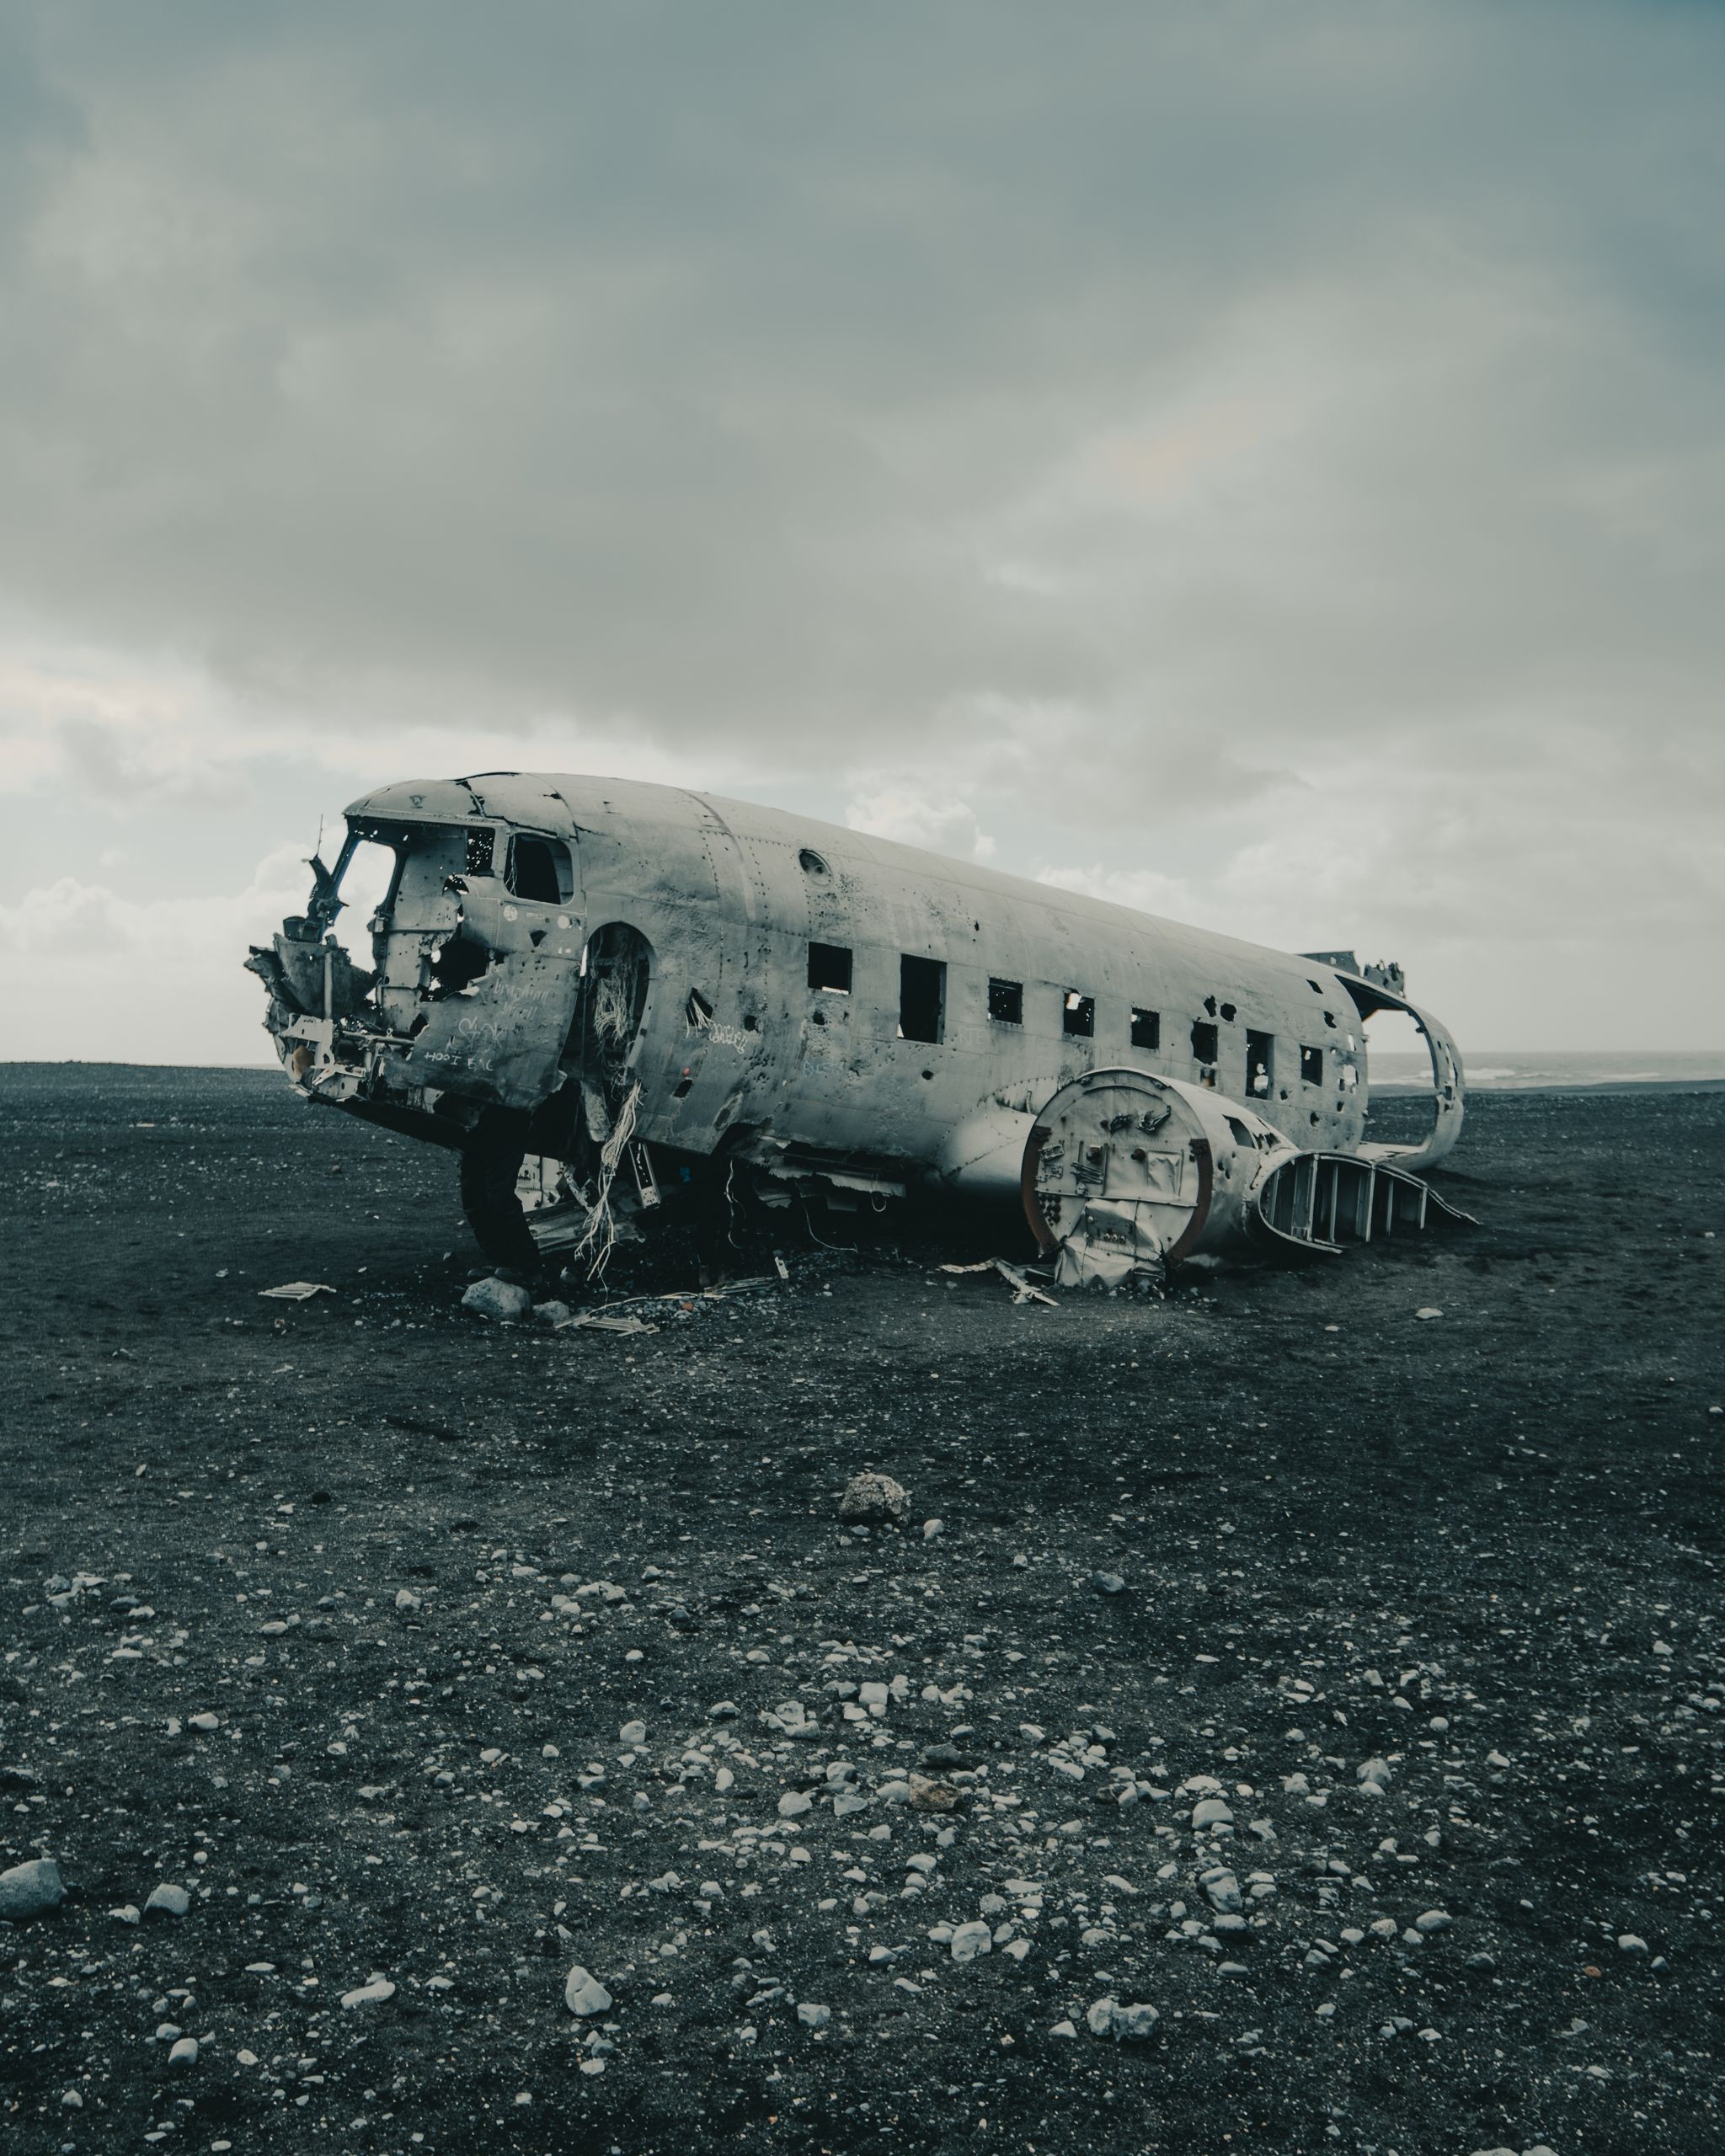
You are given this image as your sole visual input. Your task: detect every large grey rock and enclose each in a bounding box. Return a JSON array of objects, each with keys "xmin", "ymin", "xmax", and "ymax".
[
  {"xmin": 0, "ymin": 1858, "xmax": 65, "ymax": 1923},
  {"xmin": 1203, "ymin": 1868, "xmax": 1242, "ymax": 1914},
  {"xmin": 564, "ymin": 1965, "xmax": 613, "ymax": 2016},
  {"xmin": 462, "ymin": 1277, "xmax": 535, "ymax": 1323},
  {"xmin": 949, "ymin": 1920, "xmax": 993, "ymax": 1964},
  {"xmin": 1191, "ymin": 1797, "xmax": 1235, "ymax": 1830},
  {"xmin": 144, "ymin": 1882, "xmax": 191, "ymax": 1919},
  {"xmin": 1087, "ymin": 1996, "xmax": 1160, "ymax": 2041}
]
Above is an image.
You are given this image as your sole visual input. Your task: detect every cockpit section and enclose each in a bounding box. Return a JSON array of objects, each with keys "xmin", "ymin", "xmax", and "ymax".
[{"xmin": 247, "ymin": 796, "xmax": 585, "ymax": 1134}]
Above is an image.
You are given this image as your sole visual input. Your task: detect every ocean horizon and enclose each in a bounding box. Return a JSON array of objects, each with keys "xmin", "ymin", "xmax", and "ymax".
[{"xmin": 1372, "ymin": 1049, "xmax": 1725, "ymax": 1090}]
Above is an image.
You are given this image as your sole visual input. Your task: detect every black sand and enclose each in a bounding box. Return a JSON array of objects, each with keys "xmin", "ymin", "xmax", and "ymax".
[{"xmin": 2, "ymin": 1065, "xmax": 1721, "ymax": 2155}]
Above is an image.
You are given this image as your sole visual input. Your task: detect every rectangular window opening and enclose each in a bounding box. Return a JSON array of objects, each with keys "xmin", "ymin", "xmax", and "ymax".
[
  {"xmin": 505, "ymin": 833, "xmax": 573, "ymax": 905},
  {"xmin": 1130, "ymin": 1006, "xmax": 1161, "ymax": 1051},
  {"xmin": 1062, "ymin": 990, "xmax": 1095, "ymax": 1039},
  {"xmin": 898, "ymin": 955, "xmax": 946, "ymax": 1044},
  {"xmin": 988, "ymin": 977, "xmax": 1023, "ymax": 1025},
  {"xmin": 1191, "ymin": 1017, "xmax": 1219, "ymax": 1065},
  {"xmin": 808, "ymin": 942, "xmax": 853, "ymax": 994},
  {"xmin": 465, "ymin": 827, "xmax": 496, "ymax": 877},
  {"xmin": 1300, "ymin": 1044, "xmax": 1323, "ymax": 1086},
  {"xmin": 1245, "ymin": 1029, "xmax": 1274, "ymax": 1098}
]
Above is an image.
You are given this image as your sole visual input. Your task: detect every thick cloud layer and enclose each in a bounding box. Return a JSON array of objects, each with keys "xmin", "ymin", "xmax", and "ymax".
[{"xmin": 2, "ymin": 2, "xmax": 1722, "ymax": 1059}]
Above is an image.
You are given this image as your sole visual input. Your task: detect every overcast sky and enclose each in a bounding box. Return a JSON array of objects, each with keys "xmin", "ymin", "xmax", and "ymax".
[{"xmin": 2, "ymin": 0, "xmax": 1722, "ymax": 1065}]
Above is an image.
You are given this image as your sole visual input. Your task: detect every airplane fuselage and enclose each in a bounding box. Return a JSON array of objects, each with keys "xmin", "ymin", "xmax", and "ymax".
[{"xmin": 248, "ymin": 771, "xmax": 1464, "ymax": 1262}]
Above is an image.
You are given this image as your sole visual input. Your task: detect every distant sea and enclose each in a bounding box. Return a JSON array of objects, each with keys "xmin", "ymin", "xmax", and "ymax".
[{"xmin": 1372, "ymin": 1049, "xmax": 1725, "ymax": 1091}]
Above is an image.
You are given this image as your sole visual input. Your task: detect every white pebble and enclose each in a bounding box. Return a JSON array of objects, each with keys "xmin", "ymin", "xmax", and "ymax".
[{"xmin": 339, "ymin": 1976, "xmax": 396, "ymax": 2009}]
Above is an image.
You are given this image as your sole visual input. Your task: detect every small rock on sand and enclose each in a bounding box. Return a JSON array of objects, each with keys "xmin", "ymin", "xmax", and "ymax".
[
  {"xmin": 1086, "ymin": 1997, "xmax": 1160, "ymax": 2040},
  {"xmin": 143, "ymin": 1882, "xmax": 191, "ymax": 1919},
  {"xmin": 339, "ymin": 1976, "xmax": 396, "ymax": 2009},
  {"xmin": 462, "ymin": 1278, "xmax": 535, "ymax": 1323},
  {"xmin": 839, "ymin": 1472, "xmax": 910, "ymax": 1526}
]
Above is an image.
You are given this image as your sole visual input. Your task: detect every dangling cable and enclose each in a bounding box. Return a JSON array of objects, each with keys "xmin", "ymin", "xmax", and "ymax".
[{"xmin": 567, "ymin": 1080, "xmax": 642, "ymax": 1283}]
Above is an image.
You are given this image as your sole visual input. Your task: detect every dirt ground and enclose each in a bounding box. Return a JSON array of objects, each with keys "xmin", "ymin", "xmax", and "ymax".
[{"xmin": 2, "ymin": 1063, "xmax": 1722, "ymax": 2156}]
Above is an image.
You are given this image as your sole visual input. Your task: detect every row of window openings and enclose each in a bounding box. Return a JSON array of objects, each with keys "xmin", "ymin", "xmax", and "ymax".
[{"xmin": 807, "ymin": 943, "xmax": 1332, "ymax": 1097}]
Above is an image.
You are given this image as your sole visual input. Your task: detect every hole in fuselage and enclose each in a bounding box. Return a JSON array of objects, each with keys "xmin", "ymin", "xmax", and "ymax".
[{"xmin": 430, "ymin": 927, "xmax": 493, "ymax": 996}]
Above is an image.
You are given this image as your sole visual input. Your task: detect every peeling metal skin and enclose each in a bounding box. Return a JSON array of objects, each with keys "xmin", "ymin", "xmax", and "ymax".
[{"xmin": 247, "ymin": 772, "xmax": 1466, "ymax": 1271}]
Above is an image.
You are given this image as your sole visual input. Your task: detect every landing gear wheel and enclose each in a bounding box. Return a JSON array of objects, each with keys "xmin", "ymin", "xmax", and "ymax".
[{"xmin": 458, "ymin": 1112, "xmax": 540, "ymax": 1272}]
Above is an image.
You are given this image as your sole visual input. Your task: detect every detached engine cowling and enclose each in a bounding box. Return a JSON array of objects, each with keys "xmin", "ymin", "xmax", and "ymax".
[
  {"xmin": 1023, "ymin": 1069, "xmax": 1295, "ymax": 1287},
  {"xmin": 1023, "ymin": 1067, "xmax": 1471, "ymax": 1287}
]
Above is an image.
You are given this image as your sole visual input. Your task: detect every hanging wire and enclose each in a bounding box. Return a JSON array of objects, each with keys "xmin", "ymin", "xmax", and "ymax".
[{"xmin": 566, "ymin": 1080, "xmax": 643, "ymax": 1282}]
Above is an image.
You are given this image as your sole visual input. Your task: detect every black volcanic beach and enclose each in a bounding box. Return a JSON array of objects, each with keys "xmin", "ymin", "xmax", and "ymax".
[{"xmin": 1, "ymin": 1065, "xmax": 1721, "ymax": 2156}]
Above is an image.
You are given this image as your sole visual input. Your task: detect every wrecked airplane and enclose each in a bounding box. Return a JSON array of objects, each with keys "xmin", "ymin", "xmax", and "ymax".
[{"xmin": 248, "ymin": 775, "xmax": 1467, "ymax": 1287}]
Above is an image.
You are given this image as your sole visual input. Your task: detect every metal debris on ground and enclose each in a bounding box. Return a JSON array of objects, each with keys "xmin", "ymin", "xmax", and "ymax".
[
  {"xmin": 938, "ymin": 1257, "xmax": 1059, "ymax": 1306},
  {"xmin": 547, "ymin": 1277, "xmax": 779, "ymax": 1336},
  {"xmin": 256, "ymin": 1281, "xmax": 336, "ymax": 1300},
  {"xmin": 992, "ymin": 1260, "xmax": 1058, "ymax": 1307}
]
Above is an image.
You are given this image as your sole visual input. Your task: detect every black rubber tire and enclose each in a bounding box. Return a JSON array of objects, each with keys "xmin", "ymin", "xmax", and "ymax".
[{"xmin": 458, "ymin": 1113, "xmax": 541, "ymax": 1271}]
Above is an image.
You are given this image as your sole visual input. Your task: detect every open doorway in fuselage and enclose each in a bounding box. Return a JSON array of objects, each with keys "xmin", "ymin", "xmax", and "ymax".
[{"xmin": 573, "ymin": 921, "xmax": 655, "ymax": 1113}]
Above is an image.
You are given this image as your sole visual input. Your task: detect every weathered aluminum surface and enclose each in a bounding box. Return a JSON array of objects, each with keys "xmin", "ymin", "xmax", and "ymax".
[{"xmin": 248, "ymin": 772, "xmax": 1466, "ymax": 1225}]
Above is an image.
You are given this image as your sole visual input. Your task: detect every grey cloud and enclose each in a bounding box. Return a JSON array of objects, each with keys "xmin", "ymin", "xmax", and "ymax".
[
  {"xmin": 2, "ymin": 2, "xmax": 1723, "ymax": 1059},
  {"xmin": 1, "ymin": 0, "xmax": 1721, "ymax": 771}
]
